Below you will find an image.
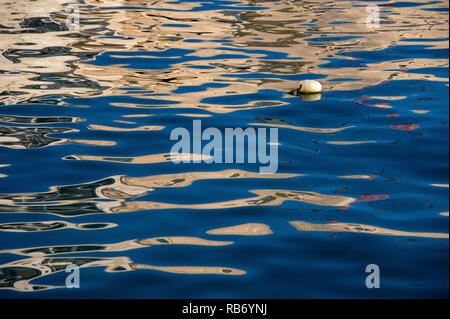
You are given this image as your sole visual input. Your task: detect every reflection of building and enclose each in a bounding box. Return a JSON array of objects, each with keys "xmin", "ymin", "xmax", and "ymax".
[
  {"xmin": 0, "ymin": 173, "xmax": 359, "ymax": 216},
  {"xmin": 1, "ymin": 236, "xmax": 233, "ymax": 257},
  {"xmin": 0, "ymin": 254, "xmax": 245, "ymax": 292},
  {"xmin": 0, "ymin": 125, "xmax": 77, "ymax": 149},
  {"xmin": 0, "ymin": 0, "xmax": 92, "ymax": 105},
  {"xmin": 109, "ymin": 189, "xmax": 356, "ymax": 214},
  {"xmin": 0, "ymin": 256, "xmax": 134, "ymax": 292},
  {"xmin": 0, "ymin": 169, "xmax": 300, "ymax": 216},
  {"xmin": 0, "ymin": 220, "xmax": 117, "ymax": 232},
  {"xmin": 1, "ymin": 0, "xmax": 447, "ymax": 110},
  {"xmin": 1, "ymin": 0, "xmax": 447, "ymax": 296},
  {"xmin": 290, "ymin": 220, "xmax": 449, "ymax": 239}
]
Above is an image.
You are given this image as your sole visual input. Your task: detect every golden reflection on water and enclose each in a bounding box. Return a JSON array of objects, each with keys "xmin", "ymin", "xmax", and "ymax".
[
  {"xmin": 0, "ymin": 117, "xmax": 119, "ymax": 149},
  {"xmin": 326, "ymin": 140, "xmax": 377, "ymax": 145},
  {"xmin": 130, "ymin": 264, "xmax": 246, "ymax": 276},
  {"xmin": 0, "ymin": 0, "xmax": 448, "ymax": 111},
  {"xmin": 0, "ymin": 0, "xmax": 448, "ymax": 292},
  {"xmin": 0, "ymin": 115, "xmax": 84, "ymax": 124},
  {"xmin": 0, "ymin": 255, "xmax": 246, "ymax": 292},
  {"xmin": 0, "ymin": 221, "xmax": 117, "ymax": 232},
  {"xmin": 0, "ymin": 164, "xmax": 9, "ymax": 179},
  {"xmin": 0, "ymin": 125, "xmax": 78, "ymax": 149},
  {"xmin": 0, "ymin": 166, "xmax": 447, "ymax": 290},
  {"xmin": 207, "ymin": 223, "xmax": 273, "ymax": 236},
  {"xmin": 88, "ymin": 124, "xmax": 165, "ymax": 132},
  {"xmin": 249, "ymin": 122, "xmax": 356, "ymax": 133},
  {"xmin": 63, "ymin": 152, "xmax": 211, "ymax": 164},
  {"xmin": 0, "ymin": 169, "xmax": 304, "ymax": 216},
  {"xmin": 1, "ymin": 236, "xmax": 234, "ymax": 257},
  {"xmin": 338, "ymin": 174, "xmax": 375, "ymax": 180},
  {"xmin": 290, "ymin": 221, "xmax": 449, "ymax": 239},
  {"xmin": 0, "ymin": 256, "xmax": 134, "ymax": 291},
  {"xmin": 70, "ymin": 139, "xmax": 117, "ymax": 146}
]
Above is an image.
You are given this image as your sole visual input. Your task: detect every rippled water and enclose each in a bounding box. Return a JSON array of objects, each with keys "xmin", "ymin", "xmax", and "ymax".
[{"xmin": 0, "ymin": 0, "xmax": 448, "ymax": 298}]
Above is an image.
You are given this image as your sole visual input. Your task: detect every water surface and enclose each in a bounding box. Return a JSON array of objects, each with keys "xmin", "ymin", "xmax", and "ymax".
[{"xmin": 0, "ymin": 0, "xmax": 448, "ymax": 298}]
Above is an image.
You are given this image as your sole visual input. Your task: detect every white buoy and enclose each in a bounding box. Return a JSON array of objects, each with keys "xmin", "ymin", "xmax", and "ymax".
[{"xmin": 298, "ymin": 80, "xmax": 322, "ymax": 94}]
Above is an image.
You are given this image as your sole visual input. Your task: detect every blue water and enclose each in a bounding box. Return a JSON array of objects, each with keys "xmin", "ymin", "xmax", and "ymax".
[{"xmin": 0, "ymin": 0, "xmax": 448, "ymax": 298}]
